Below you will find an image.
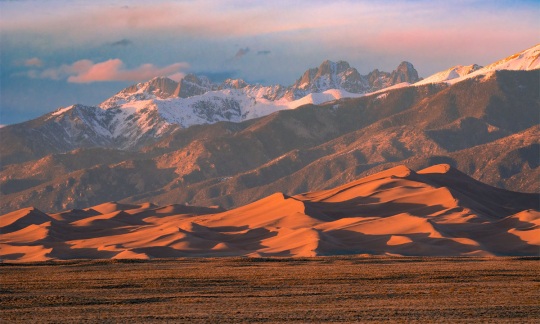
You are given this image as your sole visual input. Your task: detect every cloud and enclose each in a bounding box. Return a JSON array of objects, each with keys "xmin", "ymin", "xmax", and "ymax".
[
  {"xmin": 109, "ymin": 39, "xmax": 133, "ymax": 47},
  {"xmin": 257, "ymin": 50, "xmax": 271, "ymax": 55},
  {"xmin": 13, "ymin": 57, "xmax": 44, "ymax": 67},
  {"xmin": 24, "ymin": 57, "xmax": 43, "ymax": 67},
  {"xmin": 235, "ymin": 47, "xmax": 250, "ymax": 58},
  {"xmin": 0, "ymin": 1, "xmax": 357, "ymax": 46},
  {"xmin": 36, "ymin": 60, "xmax": 93, "ymax": 80},
  {"xmin": 2, "ymin": 1, "xmax": 539, "ymax": 81},
  {"xmin": 2, "ymin": 1, "xmax": 538, "ymax": 45},
  {"xmin": 29, "ymin": 59, "xmax": 189, "ymax": 83}
]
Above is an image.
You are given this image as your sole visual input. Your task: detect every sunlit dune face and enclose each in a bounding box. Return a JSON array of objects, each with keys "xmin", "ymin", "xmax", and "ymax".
[{"xmin": 1, "ymin": 165, "xmax": 538, "ymax": 262}]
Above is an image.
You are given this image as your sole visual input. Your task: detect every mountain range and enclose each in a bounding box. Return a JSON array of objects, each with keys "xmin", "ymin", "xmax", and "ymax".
[
  {"xmin": 0, "ymin": 59, "xmax": 420, "ymax": 158},
  {"xmin": 0, "ymin": 43, "xmax": 539, "ymax": 220}
]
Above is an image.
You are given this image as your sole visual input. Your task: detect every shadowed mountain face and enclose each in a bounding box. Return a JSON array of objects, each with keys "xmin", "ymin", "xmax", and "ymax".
[
  {"xmin": 1, "ymin": 164, "xmax": 538, "ymax": 262},
  {"xmin": 0, "ymin": 69, "xmax": 537, "ymax": 214}
]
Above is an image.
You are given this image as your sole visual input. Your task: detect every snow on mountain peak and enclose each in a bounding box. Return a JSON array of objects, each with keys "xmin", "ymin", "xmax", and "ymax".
[
  {"xmin": 63, "ymin": 59, "xmax": 427, "ymax": 148},
  {"xmin": 8, "ymin": 44, "xmax": 538, "ymax": 153},
  {"xmin": 415, "ymin": 64, "xmax": 482, "ymax": 86},
  {"xmin": 46, "ymin": 43, "xmax": 539, "ymax": 149},
  {"xmin": 416, "ymin": 44, "xmax": 540, "ymax": 87},
  {"xmin": 17, "ymin": 43, "xmax": 540, "ymax": 152},
  {"xmin": 317, "ymin": 60, "xmax": 351, "ymax": 77},
  {"xmin": 287, "ymin": 60, "xmax": 369, "ymax": 99},
  {"xmin": 483, "ymin": 43, "xmax": 540, "ymax": 71},
  {"xmin": 222, "ymin": 79, "xmax": 248, "ymax": 89},
  {"xmin": 51, "ymin": 105, "xmax": 75, "ymax": 116}
]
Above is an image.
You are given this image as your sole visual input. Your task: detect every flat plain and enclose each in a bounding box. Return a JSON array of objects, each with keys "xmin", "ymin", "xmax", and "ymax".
[{"xmin": 1, "ymin": 257, "xmax": 539, "ymax": 322}]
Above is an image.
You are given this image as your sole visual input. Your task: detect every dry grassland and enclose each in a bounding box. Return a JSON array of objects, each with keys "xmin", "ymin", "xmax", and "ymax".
[{"xmin": 1, "ymin": 257, "xmax": 539, "ymax": 322}]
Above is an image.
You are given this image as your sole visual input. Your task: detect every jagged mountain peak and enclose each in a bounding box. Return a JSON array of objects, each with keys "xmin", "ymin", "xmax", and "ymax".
[
  {"xmin": 368, "ymin": 61, "xmax": 421, "ymax": 91},
  {"xmin": 287, "ymin": 59, "xmax": 367, "ymax": 98},
  {"xmin": 142, "ymin": 76, "xmax": 179, "ymax": 98},
  {"xmin": 396, "ymin": 61, "xmax": 415, "ymax": 70},
  {"xmin": 395, "ymin": 61, "xmax": 416, "ymax": 74},
  {"xmin": 180, "ymin": 73, "xmax": 212, "ymax": 86},
  {"xmin": 392, "ymin": 61, "xmax": 420, "ymax": 83},
  {"xmin": 101, "ymin": 76, "xmax": 179, "ymax": 108},
  {"xmin": 100, "ymin": 73, "xmax": 217, "ymax": 109},
  {"xmin": 316, "ymin": 60, "xmax": 352, "ymax": 75},
  {"xmin": 126, "ymin": 76, "xmax": 178, "ymax": 93},
  {"xmin": 173, "ymin": 73, "xmax": 214, "ymax": 98},
  {"xmin": 222, "ymin": 78, "xmax": 248, "ymax": 89}
]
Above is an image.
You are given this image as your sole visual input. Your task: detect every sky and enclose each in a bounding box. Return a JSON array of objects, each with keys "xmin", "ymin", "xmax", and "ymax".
[{"xmin": 1, "ymin": 0, "xmax": 539, "ymax": 125}]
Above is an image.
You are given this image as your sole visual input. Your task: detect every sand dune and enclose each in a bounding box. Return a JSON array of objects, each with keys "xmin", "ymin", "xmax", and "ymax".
[
  {"xmin": 1, "ymin": 164, "xmax": 538, "ymax": 262},
  {"xmin": 0, "ymin": 207, "xmax": 52, "ymax": 232}
]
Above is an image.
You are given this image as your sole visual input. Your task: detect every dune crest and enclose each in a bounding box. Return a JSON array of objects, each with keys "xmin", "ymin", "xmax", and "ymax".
[{"xmin": 1, "ymin": 164, "xmax": 538, "ymax": 262}]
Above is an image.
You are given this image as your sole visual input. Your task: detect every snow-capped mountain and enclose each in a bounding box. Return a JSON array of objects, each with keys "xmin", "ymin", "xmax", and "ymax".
[
  {"xmin": 40, "ymin": 104, "xmax": 175, "ymax": 150},
  {"xmin": 482, "ymin": 43, "xmax": 540, "ymax": 71},
  {"xmin": 414, "ymin": 64, "xmax": 482, "ymax": 86},
  {"xmin": 99, "ymin": 74, "xmax": 291, "ymax": 131},
  {"xmin": 36, "ymin": 60, "xmax": 419, "ymax": 149},
  {"xmin": 284, "ymin": 60, "xmax": 370, "ymax": 99},
  {"xmin": 415, "ymin": 43, "xmax": 540, "ymax": 86},
  {"xmin": 4, "ymin": 44, "xmax": 537, "ymax": 158}
]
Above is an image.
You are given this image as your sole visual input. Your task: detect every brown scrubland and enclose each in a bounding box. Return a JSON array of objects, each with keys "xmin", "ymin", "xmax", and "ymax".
[{"xmin": 1, "ymin": 257, "xmax": 539, "ymax": 322}]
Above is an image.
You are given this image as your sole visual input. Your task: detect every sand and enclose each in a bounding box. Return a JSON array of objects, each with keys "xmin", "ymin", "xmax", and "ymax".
[{"xmin": 1, "ymin": 164, "xmax": 538, "ymax": 262}]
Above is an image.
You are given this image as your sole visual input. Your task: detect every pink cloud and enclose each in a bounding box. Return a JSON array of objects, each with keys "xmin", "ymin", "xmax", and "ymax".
[
  {"xmin": 68, "ymin": 59, "xmax": 189, "ymax": 83},
  {"xmin": 24, "ymin": 57, "xmax": 43, "ymax": 67},
  {"xmin": 0, "ymin": 1, "xmax": 351, "ymax": 46},
  {"xmin": 34, "ymin": 59, "xmax": 189, "ymax": 83},
  {"xmin": 38, "ymin": 59, "xmax": 93, "ymax": 80}
]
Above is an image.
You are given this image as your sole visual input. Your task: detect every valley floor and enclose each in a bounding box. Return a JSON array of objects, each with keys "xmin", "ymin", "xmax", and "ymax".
[{"xmin": 1, "ymin": 257, "xmax": 539, "ymax": 322}]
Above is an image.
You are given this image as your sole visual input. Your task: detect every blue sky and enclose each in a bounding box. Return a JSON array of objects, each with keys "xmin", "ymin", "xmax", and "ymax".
[{"xmin": 1, "ymin": 0, "xmax": 539, "ymax": 125}]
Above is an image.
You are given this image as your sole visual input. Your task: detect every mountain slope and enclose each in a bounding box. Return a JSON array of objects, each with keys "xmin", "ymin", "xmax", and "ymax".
[
  {"xmin": 1, "ymin": 164, "xmax": 538, "ymax": 262},
  {"xmin": 1, "ymin": 69, "xmax": 537, "ymax": 214}
]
